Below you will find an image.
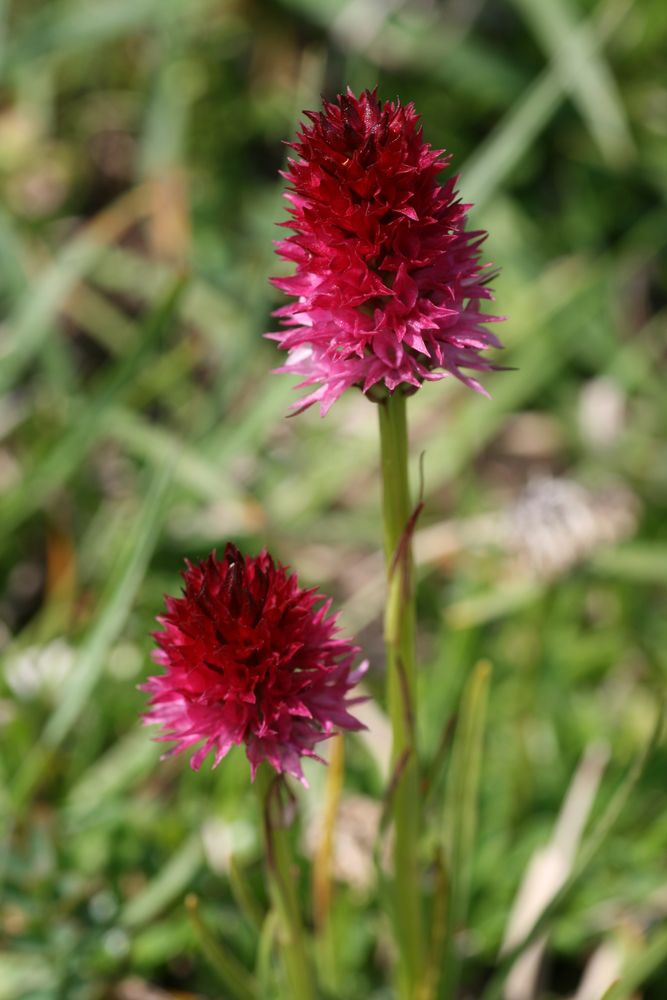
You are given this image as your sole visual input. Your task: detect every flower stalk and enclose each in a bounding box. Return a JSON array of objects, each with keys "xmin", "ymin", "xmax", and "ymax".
[
  {"xmin": 255, "ymin": 764, "xmax": 316, "ymax": 1000},
  {"xmin": 378, "ymin": 390, "xmax": 424, "ymax": 997}
]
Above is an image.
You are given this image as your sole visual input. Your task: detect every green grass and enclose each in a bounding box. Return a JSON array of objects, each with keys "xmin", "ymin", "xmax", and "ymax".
[{"xmin": 0, "ymin": 0, "xmax": 666, "ymax": 997}]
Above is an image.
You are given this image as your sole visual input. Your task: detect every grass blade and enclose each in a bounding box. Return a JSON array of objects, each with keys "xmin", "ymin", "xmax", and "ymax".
[
  {"xmin": 0, "ymin": 184, "xmax": 155, "ymax": 395},
  {"xmin": 2, "ymin": 0, "xmax": 188, "ymax": 76},
  {"xmin": 185, "ymin": 894, "xmax": 258, "ymax": 1000},
  {"xmin": 509, "ymin": 0, "xmax": 633, "ymax": 166},
  {"xmin": 482, "ymin": 702, "xmax": 665, "ymax": 999},
  {"xmin": 0, "ymin": 277, "xmax": 186, "ymax": 540},
  {"xmin": 120, "ymin": 834, "xmax": 203, "ymax": 928},
  {"xmin": 439, "ymin": 660, "xmax": 491, "ymax": 1000},
  {"xmin": 602, "ymin": 924, "xmax": 667, "ymax": 1000},
  {"xmin": 64, "ymin": 726, "xmax": 160, "ymax": 823},
  {"xmin": 461, "ymin": 0, "xmax": 633, "ymax": 206},
  {"xmin": 10, "ymin": 463, "xmax": 171, "ymax": 808}
]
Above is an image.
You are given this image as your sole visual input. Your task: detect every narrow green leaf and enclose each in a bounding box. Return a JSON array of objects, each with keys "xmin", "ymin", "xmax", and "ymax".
[
  {"xmin": 461, "ymin": 0, "xmax": 633, "ymax": 206},
  {"xmin": 590, "ymin": 544, "xmax": 667, "ymax": 584},
  {"xmin": 229, "ymin": 855, "xmax": 265, "ymax": 933},
  {"xmin": 256, "ymin": 910, "xmax": 281, "ymax": 997},
  {"xmin": 48, "ymin": 489, "xmax": 169, "ymax": 749},
  {"xmin": 446, "ymin": 581, "xmax": 543, "ymax": 629},
  {"xmin": 0, "ymin": 234, "xmax": 105, "ymax": 395},
  {"xmin": 0, "ymin": 276, "xmax": 186, "ymax": 540},
  {"xmin": 482, "ymin": 702, "xmax": 665, "ymax": 1000},
  {"xmin": 2, "ymin": 0, "xmax": 189, "ymax": 75},
  {"xmin": 0, "ymin": 954, "xmax": 53, "ymax": 999},
  {"xmin": 10, "ymin": 464, "xmax": 171, "ymax": 808},
  {"xmin": 108, "ymin": 406, "xmax": 243, "ymax": 504},
  {"xmin": 186, "ymin": 894, "xmax": 258, "ymax": 1000},
  {"xmin": 120, "ymin": 835, "xmax": 203, "ymax": 929},
  {"xmin": 65, "ymin": 726, "xmax": 160, "ymax": 823},
  {"xmin": 509, "ymin": 0, "xmax": 633, "ymax": 166},
  {"xmin": 461, "ymin": 71, "xmax": 562, "ymax": 208},
  {"xmin": 602, "ymin": 924, "xmax": 667, "ymax": 1000},
  {"xmin": 439, "ymin": 660, "xmax": 491, "ymax": 1000},
  {"xmin": 0, "ymin": 207, "xmax": 29, "ymax": 301}
]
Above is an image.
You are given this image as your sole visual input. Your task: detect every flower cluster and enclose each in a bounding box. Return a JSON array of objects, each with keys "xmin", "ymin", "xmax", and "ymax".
[
  {"xmin": 142, "ymin": 545, "xmax": 366, "ymax": 784},
  {"xmin": 269, "ymin": 88, "xmax": 503, "ymax": 414}
]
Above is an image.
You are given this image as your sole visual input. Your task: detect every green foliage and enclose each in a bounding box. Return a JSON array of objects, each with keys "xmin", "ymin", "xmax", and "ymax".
[{"xmin": 1, "ymin": 0, "xmax": 666, "ymax": 996}]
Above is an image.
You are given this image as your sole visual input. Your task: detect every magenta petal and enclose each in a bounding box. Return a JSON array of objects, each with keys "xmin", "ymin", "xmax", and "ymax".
[
  {"xmin": 268, "ymin": 89, "xmax": 503, "ymax": 414},
  {"xmin": 141, "ymin": 545, "xmax": 366, "ymax": 781}
]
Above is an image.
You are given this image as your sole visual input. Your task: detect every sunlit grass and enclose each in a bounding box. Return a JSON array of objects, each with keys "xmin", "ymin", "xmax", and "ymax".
[{"xmin": 1, "ymin": 0, "xmax": 666, "ymax": 996}]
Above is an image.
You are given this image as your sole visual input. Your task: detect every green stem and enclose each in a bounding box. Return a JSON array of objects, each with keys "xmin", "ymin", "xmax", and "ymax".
[
  {"xmin": 378, "ymin": 391, "xmax": 424, "ymax": 998},
  {"xmin": 255, "ymin": 765, "xmax": 316, "ymax": 1000}
]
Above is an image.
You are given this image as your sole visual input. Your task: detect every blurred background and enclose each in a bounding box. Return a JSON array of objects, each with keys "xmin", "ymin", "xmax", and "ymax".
[{"xmin": 1, "ymin": 0, "xmax": 666, "ymax": 997}]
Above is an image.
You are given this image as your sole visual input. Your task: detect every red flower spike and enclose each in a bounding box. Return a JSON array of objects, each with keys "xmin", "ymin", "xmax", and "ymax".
[
  {"xmin": 269, "ymin": 88, "xmax": 504, "ymax": 414},
  {"xmin": 141, "ymin": 544, "xmax": 367, "ymax": 786}
]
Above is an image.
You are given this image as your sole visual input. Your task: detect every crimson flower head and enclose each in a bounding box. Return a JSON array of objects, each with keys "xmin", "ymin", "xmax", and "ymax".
[
  {"xmin": 141, "ymin": 545, "xmax": 366, "ymax": 785},
  {"xmin": 269, "ymin": 88, "xmax": 503, "ymax": 415}
]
